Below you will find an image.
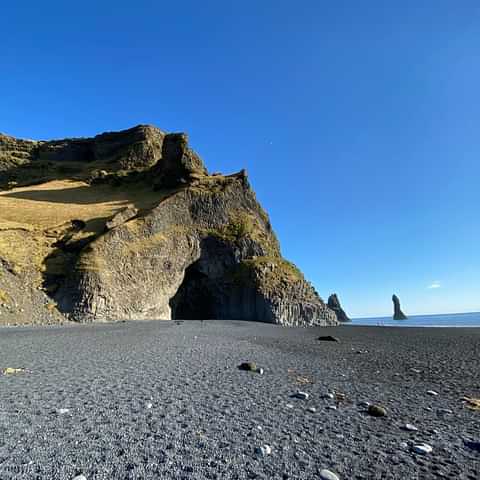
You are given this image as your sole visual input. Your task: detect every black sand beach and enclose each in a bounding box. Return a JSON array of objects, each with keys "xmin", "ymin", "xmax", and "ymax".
[{"xmin": 0, "ymin": 321, "xmax": 479, "ymax": 479}]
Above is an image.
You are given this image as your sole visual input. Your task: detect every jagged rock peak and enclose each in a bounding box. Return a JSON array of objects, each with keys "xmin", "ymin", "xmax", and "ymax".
[
  {"xmin": 392, "ymin": 294, "xmax": 407, "ymax": 320},
  {"xmin": 0, "ymin": 125, "xmax": 207, "ymax": 189},
  {"xmin": 327, "ymin": 293, "xmax": 350, "ymax": 322}
]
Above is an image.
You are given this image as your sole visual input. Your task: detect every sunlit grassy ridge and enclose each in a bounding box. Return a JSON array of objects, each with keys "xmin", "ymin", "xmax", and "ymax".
[{"xmin": 0, "ymin": 179, "xmax": 165, "ymax": 279}]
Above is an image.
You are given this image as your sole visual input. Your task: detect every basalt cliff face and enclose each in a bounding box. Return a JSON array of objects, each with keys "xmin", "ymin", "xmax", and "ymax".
[{"xmin": 0, "ymin": 125, "xmax": 337, "ymax": 326}]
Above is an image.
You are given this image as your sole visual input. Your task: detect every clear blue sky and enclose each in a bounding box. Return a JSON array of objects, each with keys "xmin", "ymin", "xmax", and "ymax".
[{"xmin": 1, "ymin": 1, "xmax": 479, "ymax": 317}]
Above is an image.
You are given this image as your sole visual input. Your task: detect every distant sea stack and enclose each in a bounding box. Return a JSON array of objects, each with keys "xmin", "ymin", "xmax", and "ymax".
[
  {"xmin": 392, "ymin": 294, "xmax": 407, "ymax": 320},
  {"xmin": 327, "ymin": 294, "xmax": 350, "ymax": 322}
]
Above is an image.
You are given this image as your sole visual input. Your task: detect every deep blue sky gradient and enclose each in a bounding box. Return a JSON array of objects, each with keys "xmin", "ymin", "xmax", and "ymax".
[{"xmin": 1, "ymin": 1, "xmax": 479, "ymax": 316}]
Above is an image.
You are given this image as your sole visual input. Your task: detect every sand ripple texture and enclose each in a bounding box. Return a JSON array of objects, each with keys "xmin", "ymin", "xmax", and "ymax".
[{"xmin": 0, "ymin": 321, "xmax": 479, "ymax": 479}]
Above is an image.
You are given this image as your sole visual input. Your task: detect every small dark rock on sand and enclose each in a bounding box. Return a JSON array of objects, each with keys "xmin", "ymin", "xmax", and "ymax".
[
  {"xmin": 368, "ymin": 404, "xmax": 387, "ymax": 417},
  {"xmin": 318, "ymin": 335, "xmax": 339, "ymax": 342},
  {"xmin": 238, "ymin": 362, "xmax": 258, "ymax": 372}
]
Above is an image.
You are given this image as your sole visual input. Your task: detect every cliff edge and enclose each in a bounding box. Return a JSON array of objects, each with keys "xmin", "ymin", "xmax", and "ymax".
[{"xmin": 0, "ymin": 125, "xmax": 336, "ymax": 326}]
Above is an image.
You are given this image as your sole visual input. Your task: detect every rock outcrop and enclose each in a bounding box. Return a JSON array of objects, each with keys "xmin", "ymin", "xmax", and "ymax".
[
  {"xmin": 0, "ymin": 125, "xmax": 337, "ymax": 326},
  {"xmin": 327, "ymin": 293, "xmax": 350, "ymax": 322},
  {"xmin": 392, "ymin": 294, "xmax": 407, "ymax": 320}
]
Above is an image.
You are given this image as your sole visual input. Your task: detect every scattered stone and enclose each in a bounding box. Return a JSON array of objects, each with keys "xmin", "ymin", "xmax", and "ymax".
[
  {"xmin": 308, "ymin": 407, "xmax": 317, "ymax": 413},
  {"xmin": 410, "ymin": 368, "xmax": 421, "ymax": 373},
  {"xmin": 412, "ymin": 443, "xmax": 433, "ymax": 455},
  {"xmin": 327, "ymin": 405, "xmax": 337, "ymax": 410},
  {"xmin": 2, "ymin": 367, "xmax": 26, "ymax": 375},
  {"xmin": 57, "ymin": 408, "xmax": 70, "ymax": 415},
  {"xmin": 72, "ymin": 475, "xmax": 87, "ymax": 480},
  {"xmin": 464, "ymin": 440, "xmax": 480, "ymax": 452},
  {"xmin": 146, "ymin": 402, "xmax": 153, "ymax": 409},
  {"xmin": 427, "ymin": 390, "xmax": 439, "ymax": 396},
  {"xmin": 293, "ymin": 391, "xmax": 309, "ymax": 400},
  {"xmin": 368, "ymin": 404, "xmax": 387, "ymax": 417},
  {"xmin": 254, "ymin": 444, "xmax": 272, "ymax": 457},
  {"xmin": 323, "ymin": 393, "xmax": 335, "ymax": 400},
  {"xmin": 400, "ymin": 442, "xmax": 409, "ymax": 449},
  {"xmin": 403, "ymin": 423, "xmax": 418, "ymax": 431},
  {"xmin": 257, "ymin": 367, "xmax": 264, "ymax": 375},
  {"xmin": 286, "ymin": 403, "xmax": 294, "ymax": 409},
  {"xmin": 356, "ymin": 350, "xmax": 368, "ymax": 354},
  {"xmin": 438, "ymin": 408, "xmax": 453, "ymax": 414},
  {"xmin": 358, "ymin": 401, "xmax": 370, "ymax": 408},
  {"xmin": 319, "ymin": 469, "xmax": 340, "ymax": 480},
  {"xmin": 318, "ymin": 336, "xmax": 339, "ymax": 342},
  {"xmin": 238, "ymin": 362, "xmax": 257, "ymax": 372}
]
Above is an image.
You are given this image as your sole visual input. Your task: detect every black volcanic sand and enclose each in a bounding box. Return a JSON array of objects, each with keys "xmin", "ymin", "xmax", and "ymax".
[{"xmin": 0, "ymin": 321, "xmax": 479, "ymax": 480}]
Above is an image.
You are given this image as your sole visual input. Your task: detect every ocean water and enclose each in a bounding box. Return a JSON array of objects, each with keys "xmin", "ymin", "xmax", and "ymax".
[{"xmin": 351, "ymin": 311, "xmax": 480, "ymax": 327}]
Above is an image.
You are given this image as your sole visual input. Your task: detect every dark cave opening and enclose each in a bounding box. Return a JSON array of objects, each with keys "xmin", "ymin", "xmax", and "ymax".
[{"xmin": 170, "ymin": 262, "xmax": 216, "ymax": 320}]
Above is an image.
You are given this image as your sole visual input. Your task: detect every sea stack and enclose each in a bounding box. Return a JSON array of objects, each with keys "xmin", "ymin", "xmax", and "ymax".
[
  {"xmin": 327, "ymin": 294, "xmax": 350, "ymax": 322},
  {"xmin": 392, "ymin": 294, "xmax": 407, "ymax": 320}
]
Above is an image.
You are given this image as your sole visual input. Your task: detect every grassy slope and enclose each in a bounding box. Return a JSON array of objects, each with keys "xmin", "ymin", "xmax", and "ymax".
[{"xmin": 0, "ymin": 179, "xmax": 165, "ymax": 277}]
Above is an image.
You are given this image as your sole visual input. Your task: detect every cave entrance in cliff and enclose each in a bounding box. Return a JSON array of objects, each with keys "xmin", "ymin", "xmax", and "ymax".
[{"xmin": 169, "ymin": 261, "xmax": 216, "ymax": 320}]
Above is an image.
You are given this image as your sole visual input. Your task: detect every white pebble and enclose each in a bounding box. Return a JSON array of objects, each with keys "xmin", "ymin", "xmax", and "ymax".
[
  {"xmin": 308, "ymin": 407, "xmax": 317, "ymax": 413},
  {"xmin": 327, "ymin": 405, "xmax": 337, "ymax": 410},
  {"xmin": 323, "ymin": 393, "xmax": 335, "ymax": 400},
  {"xmin": 72, "ymin": 475, "xmax": 87, "ymax": 480},
  {"xmin": 404, "ymin": 423, "xmax": 418, "ymax": 431},
  {"xmin": 57, "ymin": 408, "xmax": 70, "ymax": 415},
  {"xmin": 146, "ymin": 402, "xmax": 153, "ymax": 409},
  {"xmin": 257, "ymin": 367, "xmax": 264, "ymax": 375},
  {"xmin": 319, "ymin": 469, "xmax": 340, "ymax": 480},
  {"xmin": 286, "ymin": 403, "xmax": 294, "ymax": 409},
  {"xmin": 400, "ymin": 442, "xmax": 409, "ymax": 449},
  {"xmin": 427, "ymin": 390, "xmax": 439, "ymax": 396},
  {"xmin": 412, "ymin": 443, "xmax": 433, "ymax": 454},
  {"xmin": 438, "ymin": 408, "xmax": 453, "ymax": 414}
]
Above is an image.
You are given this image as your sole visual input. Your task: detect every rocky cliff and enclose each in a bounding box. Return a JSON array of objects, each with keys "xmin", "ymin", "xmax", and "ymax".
[
  {"xmin": 392, "ymin": 294, "xmax": 407, "ymax": 320},
  {"xmin": 327, "ymin": 293, "xmax": 350, "ymax": 322},
  {"xmin": 0, "ymin": 125, "xmax": 337, "ymax": 326}
]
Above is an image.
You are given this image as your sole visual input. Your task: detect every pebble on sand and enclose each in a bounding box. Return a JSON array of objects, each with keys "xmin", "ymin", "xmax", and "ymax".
[
  {"xmin": 238, "ymin": 362, "xmax": 257, "ymax": 372},
  {"xmin": 318, "ymin": 336, "xmax": 339, "ymax": 342},
  {"xmin": 427, "ymin": 390, "xmax": 439, "ymax": 396},
  {"xmin": 412, "ymin": 443, "xmax": 433, "ymax": 454},
  {"xmin": 308, "ymin": 407, "xmax": 317, "ymax": 413},
  {"xmin": 404, "ymin": 423, "xmax": 418, "ymax": 431},
  {"xmin": 254, "ymin": 444, "xmax": 272, "ymax": 457},
  {"xmin": 57, "ymin": 408, "xmax": 70, "ymax": 414},
  {"xmin": 368, "ymin": 404, "xmax": 387, "ymax": 417},
  {"xmin": 146, "ymin": 402, "xmax": 153, "ymax": 409},
  {"xmin": 294, "ymin": 391, "xmax": 309, "ymax": 400},
  {"xmin": 319, "ymin": 469, "xmax": 340, "ymax": 480},
  {"xmin": 73, "ymin": 475, "xmax": 87, "ymax": 480}
]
